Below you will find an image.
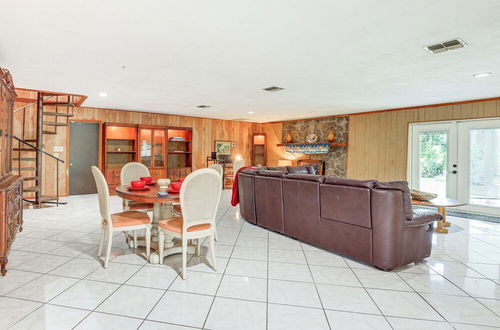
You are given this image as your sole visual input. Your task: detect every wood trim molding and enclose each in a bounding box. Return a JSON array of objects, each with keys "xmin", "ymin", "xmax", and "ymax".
[{"xmin": 263, "ymin": 96, "xmax": 500, "ymax": 124}]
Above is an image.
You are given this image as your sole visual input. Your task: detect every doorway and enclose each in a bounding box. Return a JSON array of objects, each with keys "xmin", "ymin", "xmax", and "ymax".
[
  {"xmin": 409, "ymin": 118, "xmax": 500, "ymax": 215},
  {"xmin": 69, "ymin": 121, "xmax": 100, "ymax": 195}
]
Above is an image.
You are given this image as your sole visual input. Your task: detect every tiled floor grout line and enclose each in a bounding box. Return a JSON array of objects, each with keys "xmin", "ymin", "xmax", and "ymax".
[
  {"xmin": 346, "ymin": 260, "xmax": 394, "ymax": 329},
  {"xmin": 5, "ymin": 196, "xmax": 500, "ymax": 329},
  {"xmin": 392, "ymin": 269, "xmax": 450, "ymax": 327},
  {"xmin": 431, "ymin": 253, "xmax": 500, "ymax": 318},
  {"xmin": 201, "ymin": 205, "xmax": 245, "ymax": 329},
  {"xmin": 299, "ymin": 242, "xmax": 332, "ymax": 330},
  {"xmin": 138, "ymin": 202, "xmax": 232, "ymax": 330}
]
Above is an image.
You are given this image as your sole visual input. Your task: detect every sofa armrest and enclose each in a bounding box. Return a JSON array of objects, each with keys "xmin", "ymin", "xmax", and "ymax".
[{"xmin": 405, "ymin": 209, "xmax": 441, "ymax": 228}]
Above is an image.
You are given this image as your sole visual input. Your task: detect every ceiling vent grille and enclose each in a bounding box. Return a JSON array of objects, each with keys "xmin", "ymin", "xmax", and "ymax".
[
  {"xmin": 263, "ymin": 86, "xmax": 284, "ymax": 92},
  {"xmin": 196, "ymin": 105, "xmax": 211, "ymax": 108},
  {"xmin": 424, "ymin": 39, "xmax": 467, "ymax": 54}
]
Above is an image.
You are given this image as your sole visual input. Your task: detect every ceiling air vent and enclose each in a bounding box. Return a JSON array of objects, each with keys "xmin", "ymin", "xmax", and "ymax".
[
  {"xmin": 263, "ymin": 86, "xmax": 284, "ymax": 92},
  {"xmin": 424, "ymin": 38, "xmax": 467, "ymax": 54},
  {"xmin": 196, "ymin": 105, "xmax": 211, "ymax": 109}
]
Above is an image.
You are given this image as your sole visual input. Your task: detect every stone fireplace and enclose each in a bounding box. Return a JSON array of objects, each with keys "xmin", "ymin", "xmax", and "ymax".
[{"xmin": 282, "ymin": 116, "xmax": 348, "ymax": 177}]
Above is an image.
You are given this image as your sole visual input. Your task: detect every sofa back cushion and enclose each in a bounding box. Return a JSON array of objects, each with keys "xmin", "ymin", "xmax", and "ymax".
[
  {"xmin": 286, "ymin": 166, "xmax": 308, "ymax": 174},
  {"xmin": 265, "ymin": 166, "xmax": 289, "ymax": 173},
  {"xmin": 374, "ymin": 181, "xmax": 413, "ymax": 220},
  {"xmin": 320, "ymin": 182, "xmax": 373, "ymax": 228},
  {"xmin": 254, "ymin": 175, "xmax": 285, "ymax": 233}
]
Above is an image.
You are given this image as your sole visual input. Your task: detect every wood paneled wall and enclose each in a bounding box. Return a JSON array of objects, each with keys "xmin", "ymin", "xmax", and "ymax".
[
  {"xmin": 347, "ymin": 99, "xmax": 500, "ymax": 181},
  {"xmin": 261, "ymin": 122, "xmax": 284, "ymax": 166},
  {"xmin": 13, "ymin": 103, "xmax": 261, "ymax": 196}
]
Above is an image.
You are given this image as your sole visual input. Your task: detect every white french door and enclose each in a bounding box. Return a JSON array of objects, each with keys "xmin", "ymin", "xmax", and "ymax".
[{"xmin": 409, "ymin": 118, "xmax": 500, "ymax": 216}]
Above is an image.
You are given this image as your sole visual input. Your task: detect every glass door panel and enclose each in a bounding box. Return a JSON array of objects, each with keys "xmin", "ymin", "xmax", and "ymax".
[
  {"xmin": 153, "ymin": 130, "xmax": 165, "ymax": 167},
  {"xmin": 418, "ymin": 131, "xmax": 448, "ymax": 197},
  {"xmin": 410, "ymin": 122, "xmax": 457, "ymax": 198},
  {"xmin": 139, "ymin": 129, "xmax": 152, "ymax": 167},
  {"xmin": 468, "ymin": 128, "xmax": 500, "ymax": 207}
]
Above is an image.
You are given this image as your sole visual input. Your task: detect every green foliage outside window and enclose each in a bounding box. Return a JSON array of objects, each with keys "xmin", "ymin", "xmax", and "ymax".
[{"xmin": 419, "ymin": 132, "xmax": 447, "ymax": 178}]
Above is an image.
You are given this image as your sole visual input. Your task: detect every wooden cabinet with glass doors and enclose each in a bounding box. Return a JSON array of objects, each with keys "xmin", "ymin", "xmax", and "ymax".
[
  {"xmin": 102, "ymin": 123, "xmax": 137, "ymax": 191},
  {"xmin": 167, "ymin": 128, "xmax": 192, "ymax": 180},
  {"xmin": 138, "ymin": 126, "xmax": 167, "ymax": 181}
]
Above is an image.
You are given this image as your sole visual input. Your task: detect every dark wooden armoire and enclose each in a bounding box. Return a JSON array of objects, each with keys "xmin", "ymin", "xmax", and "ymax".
[{"xmin": 0, "ymin": 67, "xmax": 23, "ymax": 276}]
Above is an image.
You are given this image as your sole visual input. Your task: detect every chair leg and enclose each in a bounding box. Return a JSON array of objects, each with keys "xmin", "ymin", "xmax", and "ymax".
[
  {"xmin": 209, "ymin": 233, "xmax": 217, "ymax": 272},
  {"xmin": 97, "ymin": 227, "xmax": 106, "ymax": 257},
  {"xmin": 181, "ymin": 237, "xmax": 188, "ymax": 280},
  {"xmin": 158, "ymin": 230, "xmax": 164, "ymax": 265},
  {"xmin": 197, "ymin": 238, "xmax": 201, "ymax": 257},
  {"xmin": 133, "ymin": 231, "xmax": 138, "ymax": 250},
  {"xmin": 214, "ymin": 227, "xmax": 219, "ymax": 242},
  {"xmin": 104, "ymin": 231, "xmax": 113, "ymax": 268},
  {"xmin": 145, "ymin": 226, "xmax": 151, "ymax": 260}
]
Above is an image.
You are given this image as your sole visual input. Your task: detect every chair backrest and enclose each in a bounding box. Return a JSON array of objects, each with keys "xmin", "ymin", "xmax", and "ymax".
[
  {"xmin": 91, "ymin": 166, "xmax": 111, "ymax": 222},
  {"xmin": 208, "ymin": 164, "xmax": 223, "ymax": 177},
  {"xmin": 121, "ymin": 162, "xmax": 150, "ymax": 185},
  {"xmin": 233, "ymin": 159, "xmax": 245, "ymax": 178},
  {"xmin": 180, "ymin": 168, "xmax": 222, "ymax": 230}
]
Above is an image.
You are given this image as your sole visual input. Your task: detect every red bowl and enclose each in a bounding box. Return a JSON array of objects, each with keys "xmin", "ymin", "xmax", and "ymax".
[
  {"xmin": 140, "ymin": 176, "xmax": 152, "ymax": 183},
  {"xmin": 131, "ymin": 180, "xmax": 146, "ymax": 188},
  {"xmin": 170, "ymin": 182, "xmax": 182, "ymax": 191}
]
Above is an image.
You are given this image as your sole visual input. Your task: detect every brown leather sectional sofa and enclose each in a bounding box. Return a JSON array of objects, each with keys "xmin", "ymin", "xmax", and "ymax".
[{"xmin": 237, "ymin": 167, "xmax": 441, "ymax": 270}]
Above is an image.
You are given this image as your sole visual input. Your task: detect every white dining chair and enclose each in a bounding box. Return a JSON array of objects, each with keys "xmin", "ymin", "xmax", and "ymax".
[
  {"xmin": 120, "ymin": 162, "xmax": 154, "ymax": 212},
  {"xmin": 157, "ymin": 168, "xmax": 222, "ymax": 279},
  {"xmin": 92, "ymin": 166, "xmax": 152, "ymax": 268},
  {"xmin": 233, "ymin": 158, "xmax": 245, "ymax": 178}
]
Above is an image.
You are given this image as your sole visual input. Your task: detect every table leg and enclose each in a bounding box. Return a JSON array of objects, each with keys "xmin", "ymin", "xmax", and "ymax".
[
  {"xmin": 434, "ymin": 207, "xmax": 448, "ymax": 234},
  {"xmin": 441, "ymin": 207, "xmax": 451, "ymax": 227}
]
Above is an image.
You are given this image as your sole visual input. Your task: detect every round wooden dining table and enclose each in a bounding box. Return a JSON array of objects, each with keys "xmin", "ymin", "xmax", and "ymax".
[{"xmin": 115, "ymin": 184, "xmax": 192, "ymax": 263}]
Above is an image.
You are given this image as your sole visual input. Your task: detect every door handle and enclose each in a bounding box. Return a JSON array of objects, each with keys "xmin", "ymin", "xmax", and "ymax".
[{"xmin": 449, "ymin": 170, "xmax": 457, "ymax": 174}]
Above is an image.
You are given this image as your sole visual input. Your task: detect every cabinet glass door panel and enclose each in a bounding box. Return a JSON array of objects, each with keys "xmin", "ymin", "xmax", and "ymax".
[
  {"xmin": 153, "ymin": 130, "xmax": 165, "ymax": 167},
  {"xmin": 139, "ymin": 129, "xmax": 152, "ymax": 167}
]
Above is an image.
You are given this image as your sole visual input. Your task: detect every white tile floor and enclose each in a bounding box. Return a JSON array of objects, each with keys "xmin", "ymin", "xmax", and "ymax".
[{"xmin": 1, "ymin": 191, "xmax": 500, "ymax": 329}]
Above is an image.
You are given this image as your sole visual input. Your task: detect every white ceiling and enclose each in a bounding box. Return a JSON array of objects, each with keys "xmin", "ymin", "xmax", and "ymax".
[{"xmin": 1, "ymin": 0, "xmax": 500, "ymax": 122}]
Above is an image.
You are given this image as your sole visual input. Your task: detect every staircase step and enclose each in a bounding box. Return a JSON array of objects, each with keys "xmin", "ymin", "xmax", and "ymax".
[
  {"xmin": 23, "ymin": 177, "xmax": 39, "ymax": 181},
  {"xmin": 13, "ymin": 167, "xmax": 36, "ymax": 171},
  {"xmin": 24, "ymin": 186, "xmax": 40, "ymax": 192},
  {"xmin": 13, "ymin": 157, "xmax": 36, "ymax": 161},
  {"xmin": 42, "ymin": 130, "xmax": 57, "ymax": 135},
  {"xmin": 43, "ymin": 122, "xmax": 68, "ymax": 126},
  {"xmin": 43, "ymin": 112, "xmax": 74, "ymax": 117},
  {"xmin": 41, "ymin": 196, "xmax": 58, "ymax": 202},
  {"xmin": 42, "ymin": 102, "xmax": 75, "ymax": 107},
  {"xmin": 13, "ymin": 148, "xmax": 36, "ymax": 152}
]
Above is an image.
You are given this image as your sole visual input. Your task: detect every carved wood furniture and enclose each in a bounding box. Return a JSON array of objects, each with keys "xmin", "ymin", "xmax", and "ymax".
[{"xmin": 0, "ymin": 67, "xmax": 24, "ymax": 276}]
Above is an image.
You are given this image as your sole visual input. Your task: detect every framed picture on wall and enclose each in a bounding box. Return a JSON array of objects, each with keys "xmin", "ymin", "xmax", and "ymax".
[{"xmin": 215, "ymin": 141, "xmax": 231, "ymax": 155}]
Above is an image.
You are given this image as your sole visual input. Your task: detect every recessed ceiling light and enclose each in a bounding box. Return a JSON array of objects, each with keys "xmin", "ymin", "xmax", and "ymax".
[
  {"xmin": 248, "ymin": 111, "xmax": 254, "ymax": 114},
  {"xmin": 263, "ymin": 86, "xmax": 284, "ymax": 92},
  {"xmin": 197, "ymin": 105, "xmax": 211, "ymax": 109},
  {"xmin": 473, "ymin": 72, "xmax": 492, "ymax": 78},
  {"xmin": 99, "ymin": 92, "xmax": 108, "ymax": 97}
]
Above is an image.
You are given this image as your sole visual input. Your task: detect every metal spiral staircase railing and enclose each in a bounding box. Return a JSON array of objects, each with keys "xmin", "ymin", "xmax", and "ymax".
[{"xmin": 13, "ymin": 91, "xmax": 77, "ymax": 207}]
